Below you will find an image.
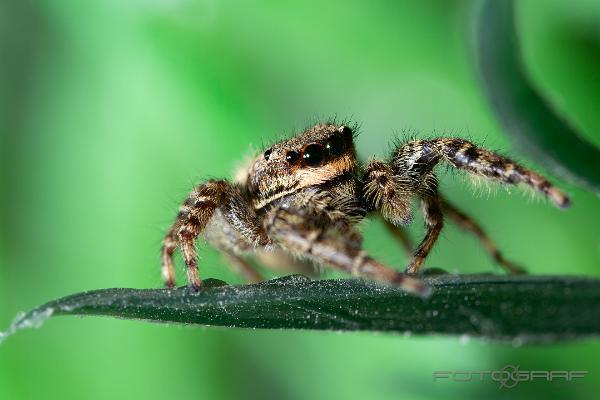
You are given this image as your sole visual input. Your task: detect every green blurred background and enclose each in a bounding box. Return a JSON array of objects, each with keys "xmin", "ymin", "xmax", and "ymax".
[{"xmin": 1, "ymin": 0, "xmax": 600, "ymax": 399}]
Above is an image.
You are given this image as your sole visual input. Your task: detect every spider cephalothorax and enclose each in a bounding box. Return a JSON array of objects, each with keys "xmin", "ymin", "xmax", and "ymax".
[
  {"xmin": 246, "ymin": 124, "xmax": 357, "ymax": 209},
  {"xmin": 161, "ymin": 123, "xmax": 570, "ymax": 296}
]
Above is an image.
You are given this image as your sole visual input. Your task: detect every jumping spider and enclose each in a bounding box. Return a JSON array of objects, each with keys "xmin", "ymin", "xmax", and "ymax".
[{"xmin": 161, "ymin": 123, "xmax": 570, "ymax": 296}]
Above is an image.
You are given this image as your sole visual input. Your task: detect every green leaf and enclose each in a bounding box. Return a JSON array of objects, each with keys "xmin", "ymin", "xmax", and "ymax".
[
  {"xmin": 475, "ymin": 0, "xmax": 600, "ymax": 195},
  {"xmin": 3, "ymin": 274, "xmax": 600, "ymax": 344}
]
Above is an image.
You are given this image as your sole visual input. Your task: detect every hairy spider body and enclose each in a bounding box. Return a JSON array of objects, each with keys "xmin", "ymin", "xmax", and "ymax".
[{"xmin": 161, "ymin": 123, "xmax": 570, "ymax": 296}]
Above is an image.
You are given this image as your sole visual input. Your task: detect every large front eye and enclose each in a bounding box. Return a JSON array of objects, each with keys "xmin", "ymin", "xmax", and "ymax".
[
  {"xmin": 302, "ymin": 143, "xmax": 324, "ymax": 167},
  {"xmin": 325, "ymin": 134, "xmax": 345, "ymax": 156}
]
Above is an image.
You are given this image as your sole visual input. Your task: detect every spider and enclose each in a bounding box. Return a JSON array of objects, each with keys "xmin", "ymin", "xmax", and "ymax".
[{"xmin": 161, "ymin": 123, "xmax": 570, "ymax": 296}]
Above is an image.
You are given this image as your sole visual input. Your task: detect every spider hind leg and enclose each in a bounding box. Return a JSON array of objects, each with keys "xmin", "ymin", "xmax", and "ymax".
[{"xmin": 440, "ymin": 197, "xmax": 526, "ymax": 274}]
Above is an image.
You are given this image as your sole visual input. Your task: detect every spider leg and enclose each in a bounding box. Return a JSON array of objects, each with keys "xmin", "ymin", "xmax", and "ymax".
[
  {"xmin": 265, "ymin": 207, "xmax": 430, "ymax": 296},
  {"xmin": 161, "ymin": 180, "xmax": 267, "ymax": 290},
  {"xmin": 440, "ymin": 197, "xmax": 525, "ymax": 274},
  {"xmin": 365, "ymin": 137, "xmax": 570, "ymax": 274},
  {"xmin": 363, "ymin": 159, "xmax": 413, "ymax": 225},
  {"xmin": 363, "ymin": 160, "xmax": 443, "ymax": 274},
  {"xmin": 392, "ymin": 138, "xmax": 571, "ymax": 208},
  {"xmin": 161, "ymin": 235, "xmax": 178, "ymax": 288},
  {"xmin": 405, "ymin": 175, "xmax": 444, "ymax": 274}
]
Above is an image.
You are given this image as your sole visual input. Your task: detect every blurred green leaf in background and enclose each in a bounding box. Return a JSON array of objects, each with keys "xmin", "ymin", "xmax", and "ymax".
[
  {"xmin": 476, "ymin": 0, "xmax": 600, "ymax": 195},
  {"xmin": 1, "ymin": 1, "xmax": 600, "ymax": 399}
]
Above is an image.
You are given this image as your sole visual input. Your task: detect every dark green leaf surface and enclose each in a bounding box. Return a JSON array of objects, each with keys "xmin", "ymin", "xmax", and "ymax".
[
  {"xmin": 475, "ymin": 0, "xmax": 600, "ymax": 195},
  {"xmin": 3, "ymin": 274, "xmax": 600, "ymax": 344}
]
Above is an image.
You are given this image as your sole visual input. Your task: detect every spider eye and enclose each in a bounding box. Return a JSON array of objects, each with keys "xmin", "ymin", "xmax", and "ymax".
[
  {"xmin": 263, "ymin": 149, "xmax": 272, "ymax": 160},
  {"xmin": 302, "ymin": 143, "xmax": 324, "ymax": 167},
  {"xmin": 325, "ymin": 134, "xmax": 345, "ymax": 156},
  {"xmin": 286, "ymin": 150, "xmax": 300, "ymax": 164}
]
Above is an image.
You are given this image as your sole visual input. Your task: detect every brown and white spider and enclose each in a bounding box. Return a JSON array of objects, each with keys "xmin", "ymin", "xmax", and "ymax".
[{"xmin": 161, "ymin": 123, "xmax": 570, "ymax": 296}]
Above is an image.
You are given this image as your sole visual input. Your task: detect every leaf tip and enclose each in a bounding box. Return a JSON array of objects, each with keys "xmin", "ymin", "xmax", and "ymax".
[{"xmin": 0, "ymin": 308, "xmax": 55, "ymax": 345}]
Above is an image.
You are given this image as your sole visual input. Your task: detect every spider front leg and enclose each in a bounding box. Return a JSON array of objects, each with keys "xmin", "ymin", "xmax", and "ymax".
[
  {"xmin": 265, "ymin": 207, "xmax": 430, "ymax": 296},
  {"xmin": 406, "ymin": 186, "xmax": 444, "ymax": 274},
  {"xmin": 364, "ymin": 161, "xmax": 443, "ymax": 275},
  {"xmin": 161, "ymin": 180, "xmax": 267, "ymax": 290},
  {"xmin": 365, "ymin": 136, "xmax": 570, "ymax": 277}
]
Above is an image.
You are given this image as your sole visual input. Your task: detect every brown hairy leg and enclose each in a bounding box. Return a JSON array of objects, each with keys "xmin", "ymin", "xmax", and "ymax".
[
  {"xmin": 392, "ymin": 138, "xmax": 571, "ymax": 209},
  {"xmin": 377, "ymin": 138, "xmax": 571, "ymax": 274},
  {"xmin": 162, "ymin": 181, "xmax": 226, "ymax": 289},
  {"xmin": 363, "ymin": 161, "xmax": 444, "ymax": 275},
  {"xmin": 266, "ymin": 207, "xmax": 430, "ymax": 296},
  {"xmin": 162, "ymin": 180, "xmax": 266, "ymax": 290},
  {"xmin": 405, "ymin": 190, "xmax": 444, "ymax": 275},
  {"xmin": 440, "ymin": 197, "xmax": 526, "ymax": 274}
]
